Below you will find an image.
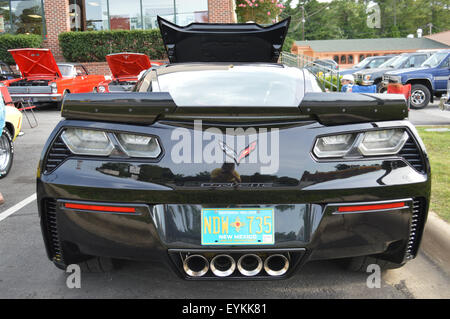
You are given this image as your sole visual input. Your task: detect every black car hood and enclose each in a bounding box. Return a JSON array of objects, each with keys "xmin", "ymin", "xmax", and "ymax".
[{"xmin": 157, "ymin": 16, "xmax": 290, "ymax": 63}]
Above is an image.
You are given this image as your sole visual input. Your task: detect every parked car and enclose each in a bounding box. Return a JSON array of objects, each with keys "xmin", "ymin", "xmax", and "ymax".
[
  {"xmin": 382, "ymin": 50, "xmax": 450, "ymax": 109},
  {"xmin": 339, "ymin": 55, "xmax": 395, "ymax": 76},
  {"xmin": 0, "ymin": 102, "xmax": 22, "ymax": 178},
  {"xmin": 2, "ymin": 49, "xmax": 106, "ymax": 108},
  {"xmin": 0, "ymin": 61, "xmax": 20, "ymax": 82},
  {"xmin": 37, "ymin": 17, "xmax": 430, "ymax": 279},
  {"xmin": 97, "ymin": 52, "xmax": 164, "ymax": 93},
  {"xmin": 354, "ymin": 52, "xmax": 431, "ymax": 92}
]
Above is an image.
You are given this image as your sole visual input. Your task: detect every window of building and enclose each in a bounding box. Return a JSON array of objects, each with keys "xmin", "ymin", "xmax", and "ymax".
[
  {"xmin": 69, "ymin": 0, "xmax": 208, "ymax": 32},
  {"xmin": 347, "ymin": 55, "xmax": 353, "ymax": 64},
  {"xmin": 359, "ymin": 54, "xmax": 365, "ymax": 62},
  {"xmin": 0, "ymin": 0, "xmax": 44, "ymax": 35},
  {"xmin": 340, "ymin": 55, "xmax": 346, "ymax": 64},
  {"xmin": 333, "ymin": 55, "xmax": 339, "ymax": 64}
]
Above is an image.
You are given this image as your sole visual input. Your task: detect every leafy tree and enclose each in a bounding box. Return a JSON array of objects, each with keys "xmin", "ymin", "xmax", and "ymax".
[
  {"xmin": 277, "ymin": 0, "xmax": 450, "ymax": 43},
  {"xmin": 235, "ymin": 0, "xmax": 286, "ymax": 24}
]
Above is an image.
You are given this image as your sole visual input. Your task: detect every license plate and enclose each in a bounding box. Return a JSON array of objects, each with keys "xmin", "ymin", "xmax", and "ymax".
[{"xmin": 201, "ymin": 208, "xmax": 274, "ymax": 245}]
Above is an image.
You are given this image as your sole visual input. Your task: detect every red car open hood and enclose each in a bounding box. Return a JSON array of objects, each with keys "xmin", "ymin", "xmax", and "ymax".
[
  {"xmin": 106, "ymin": 53, "xmax": 152, "ymax": 80},
  {"xmin": 8, "ymin": 48, "xmax": 61, "ymax": 78}
]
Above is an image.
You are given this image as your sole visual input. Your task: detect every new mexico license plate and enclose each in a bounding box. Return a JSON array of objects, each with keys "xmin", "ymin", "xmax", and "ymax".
[{"xmin": 201, "ymin": 208, "xmax": 275, "ymax": 245}]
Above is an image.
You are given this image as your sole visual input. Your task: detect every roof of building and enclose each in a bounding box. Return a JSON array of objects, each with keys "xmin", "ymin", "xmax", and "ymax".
[
  {"xmin": 294, "ymin": 37, "xmax": 450, "ymax": 52},
  {"xmin": 425, "ymin": 30, "xmax": 450, "ymax": 46}
]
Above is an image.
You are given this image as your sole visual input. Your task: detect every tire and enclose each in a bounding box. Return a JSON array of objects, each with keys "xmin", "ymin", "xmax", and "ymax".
[
  {"xmin": 410, "ymin": 84, "xmax": 431, "ymax": 109},
  {"xmin": 338, "ymin": 255, "xmax": 404, "ymax": 272},
  {"xmin": 0, "ymin": 127, "xmax": 14, "ymax": 179},
  {"xmin": 53, "ymin": 256, "xmax": 114, "ymax": 273},
  {"xmin": 376, "ymin": 82, "xmax": 386, "ymax": 93}
]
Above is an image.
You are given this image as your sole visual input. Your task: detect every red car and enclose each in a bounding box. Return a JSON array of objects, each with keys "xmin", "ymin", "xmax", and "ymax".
[
  {"xmin": 3, "ymin": 48, "xmax": 106, "ymax": 107},
  {"xmin": 98, "ymin": 52, "xmax": 164, "ymax": 93}
]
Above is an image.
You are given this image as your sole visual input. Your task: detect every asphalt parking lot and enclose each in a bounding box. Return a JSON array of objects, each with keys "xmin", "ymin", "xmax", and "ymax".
[{"xmin": 1, "ymin": 103, "xmax": 449, "ymax": 299}]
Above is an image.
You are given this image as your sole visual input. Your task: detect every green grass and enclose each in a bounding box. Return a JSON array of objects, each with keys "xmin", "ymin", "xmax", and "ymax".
[{"xmin": 416, "ymin": 126, "xmax": 450, "ymax": 222}]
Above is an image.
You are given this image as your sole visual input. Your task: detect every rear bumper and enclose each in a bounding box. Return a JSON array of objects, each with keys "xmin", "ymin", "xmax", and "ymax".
[
  {"xmin": 37, "ymin": 181, "xmax": 428, "ymax": 279},
  {"xmin": 10, "ymin": 93, "xmax": 62, "ymax": 103}
]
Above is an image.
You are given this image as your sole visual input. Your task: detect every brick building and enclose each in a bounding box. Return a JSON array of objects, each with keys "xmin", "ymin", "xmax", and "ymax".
[{"xmin": 0, "ymin": 0, "xmax": 236, "ymax": 73}]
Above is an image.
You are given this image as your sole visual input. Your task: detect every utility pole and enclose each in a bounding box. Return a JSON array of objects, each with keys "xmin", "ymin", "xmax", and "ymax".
[
  {"xmin": 301, "ymin": 5, "xmax": 305, "ymax": 41},
  {"xmin": 393, "ymin": 0, "xmax": 397, "ymax": 26},
  {"xmin": 427, "ymin": 23, "xmax": 433, "ymax": 35}
]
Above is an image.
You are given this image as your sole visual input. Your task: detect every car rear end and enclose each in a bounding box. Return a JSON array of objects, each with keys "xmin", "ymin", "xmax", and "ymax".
[{"xmin": 37, "ymin": 63, "xmax": 430, "ymax": 279}]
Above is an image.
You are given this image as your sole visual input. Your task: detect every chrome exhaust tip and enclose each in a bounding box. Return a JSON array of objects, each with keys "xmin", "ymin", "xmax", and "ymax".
[
  {"xmin": 264, "ymin": 254, "xmax": 289, "ymax": 276},
  {"xmin": 183, "ymin": 254, "xmax": 209, "ymax": 277},
  {"xmin": 210, "ymin": 254, "xmax": 236, "ymax": 277},
  {"xmin": 237, "ymin": 254, "xmax": 263, "ymax": 276}
]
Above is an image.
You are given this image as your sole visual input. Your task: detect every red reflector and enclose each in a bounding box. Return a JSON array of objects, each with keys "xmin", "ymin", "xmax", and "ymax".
[
  {"xmin": 338, "ymin": 202, "xmax": 405, "ymax": 213},
  {"xmin": 64, "ymin": 203, "xmax": 135, "ymax": 213}
]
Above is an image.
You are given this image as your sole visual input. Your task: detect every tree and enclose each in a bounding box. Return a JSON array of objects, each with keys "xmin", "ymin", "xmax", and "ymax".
[
  {"xmin": 278, "ymin": 0, "xmax": 450, "ymax": 42},
  {"xmin": 235, "ymin": 0, "xmax": 286, "ymax": 24}
]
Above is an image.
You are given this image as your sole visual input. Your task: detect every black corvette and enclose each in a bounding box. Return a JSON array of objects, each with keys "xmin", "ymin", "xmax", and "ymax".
[{"xmin": 37, "ymin": 17, "xmax": 430, "ymax": 279}]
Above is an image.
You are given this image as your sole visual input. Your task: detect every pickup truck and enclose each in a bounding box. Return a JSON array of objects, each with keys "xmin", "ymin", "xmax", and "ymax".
[
  {"xmin": 354, "ymin": 52, "xmax": 431, "ymax": 92},
  {"xmin": 382, "ymin": 50, "xmax": 450, "ymax": 109}
]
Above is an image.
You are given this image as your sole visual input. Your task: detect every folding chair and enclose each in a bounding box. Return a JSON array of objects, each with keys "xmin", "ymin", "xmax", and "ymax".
[
  {"xmin": 387, "ymin": 83, "xmax": 412, "ymax": 109},
  {"xmin": 0, "ymin": 86, "xmax": 38, "ymax": 128}
]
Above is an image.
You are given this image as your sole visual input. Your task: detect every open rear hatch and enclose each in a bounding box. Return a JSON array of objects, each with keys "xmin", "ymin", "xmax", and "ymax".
[
  {"xmin": 157, "ymin": 16, "xmax": 290, "ymax": 63},
  {"xmin": 106, "ymin": 53, "xmax": 152, "ymax": 80},
  {"xmin": 8, "ymin": 48, "xmax": 61, "ymax": 78}
]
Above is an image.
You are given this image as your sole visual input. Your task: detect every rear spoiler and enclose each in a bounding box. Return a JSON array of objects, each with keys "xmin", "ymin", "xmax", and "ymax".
[
  {"xmin": 157, "ymin": 16, "xmax": 290, "ymax": 63},
  {"xmin": 299, "ymin": 92, "xmax": 408, "ymax": 125},
  {"xmin": 61, "ymin": 93, "xmax": 176, "ymax": 123},
  {"xmin": 61, "ymin": 92, "xmax": 408, "ymax": 125}
]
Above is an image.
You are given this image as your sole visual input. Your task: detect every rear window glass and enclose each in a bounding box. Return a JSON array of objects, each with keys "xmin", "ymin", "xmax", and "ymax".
[{"xmin": 156, "ymin": 66, "xmax": 304, "ymax": 107}]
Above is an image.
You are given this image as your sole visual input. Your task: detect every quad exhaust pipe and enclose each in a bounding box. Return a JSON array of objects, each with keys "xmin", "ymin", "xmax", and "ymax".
[
  {"xmin": 183, "ymin": 253, "xmax": 289, "ymax": 277},
  {"xmin": 237, "ymin": 254, "xmax": 263, "ymax": 276},
  {"xmin": 264, "ymin": 254, "xmax": 289, "ymax": 276},
  {"xmin": 210, "ymin": 254, "xmax": 236, "ymax": 277},
  {"xmin": 183, "ymin": 254, "xmax": 209, "ymax": 277}
]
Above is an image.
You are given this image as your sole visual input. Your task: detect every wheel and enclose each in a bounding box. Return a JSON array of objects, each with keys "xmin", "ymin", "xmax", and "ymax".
[
  {"xmin": 376, "ymin": 82, "xmax": 386, "ymax": 93},
  {"xmin": 53, "ymin": 256, "xmax": 114, "ymax": 273},
  {"xmin": 410, "ymin": 84, "xmax": 431, "ymax": 109},
  {"xmin": 338, "ymin": 255, "xmax": 404, "ymax": 272},
  {"xmin": 0, "ymin": 127, "xmax": 14, "ymax": 179}
]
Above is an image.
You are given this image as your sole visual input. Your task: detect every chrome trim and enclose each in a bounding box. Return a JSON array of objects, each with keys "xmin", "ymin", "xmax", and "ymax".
[
  {"xmin": 237, "ymin": 254, "xmax": 263, "ymax": 277},
  {"xmin": 10, "ymin": 93, "xmax": 62, "ymax": 102},
  {"xmin": 183, "ymin": 255, "xmax": 209, "ymax": 277},
  {"xmin": 264, "ymin": 254, "xmax": 289, "ymax": 276},
  {"xmin": 210, "ymin": 254, "xmax": 236, "ymax": 277}
]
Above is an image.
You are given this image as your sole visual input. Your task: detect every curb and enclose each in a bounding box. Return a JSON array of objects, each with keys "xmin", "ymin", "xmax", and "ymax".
[{"xmin": 420, "ymin": 211, "xmax": 450, "ymax": 275}]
